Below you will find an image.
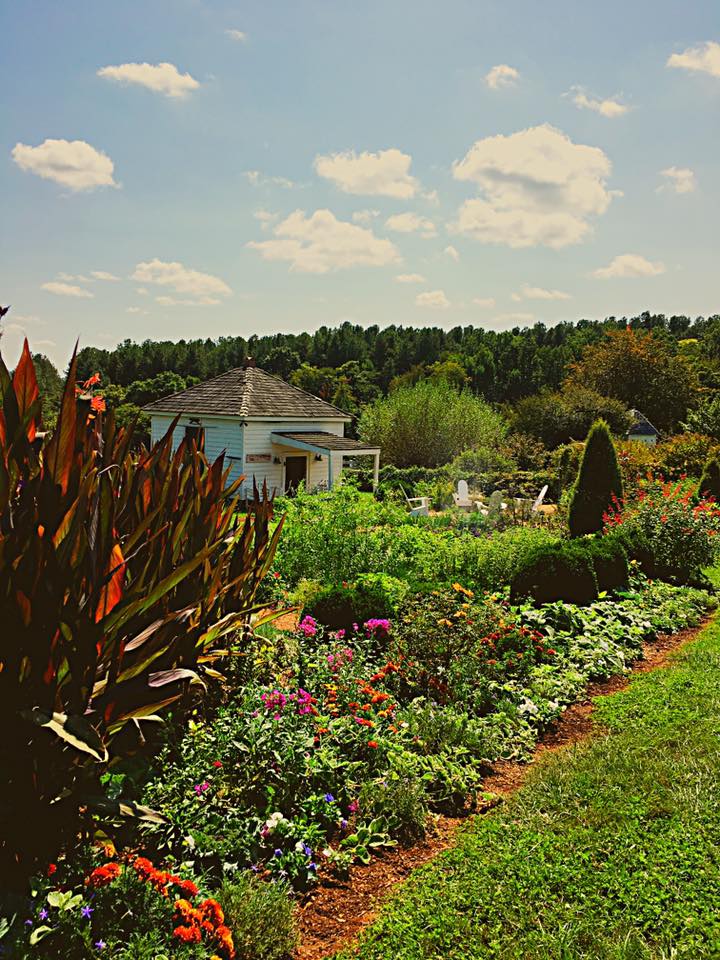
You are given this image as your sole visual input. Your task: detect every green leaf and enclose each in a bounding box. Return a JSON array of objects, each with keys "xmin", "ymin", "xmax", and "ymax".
[{"xmin": 29, "ymin": 925, "xmax": 55, "ymax": 945}]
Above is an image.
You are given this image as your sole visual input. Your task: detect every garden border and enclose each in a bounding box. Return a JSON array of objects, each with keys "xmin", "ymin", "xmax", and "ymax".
[{"xmin": 295, "ymin": 615, "xmax": 712, "ymax": 960}]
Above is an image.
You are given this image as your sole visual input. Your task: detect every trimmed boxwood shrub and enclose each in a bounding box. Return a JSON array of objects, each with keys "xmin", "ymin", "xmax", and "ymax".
[
  {"xmin": 587, "ymin": 536, "xmax": 630, "ymax": 593},
  {"xmin": 699, "ymin": 457, "xmax": 720, "ymax": 502},
  {"xmin": 510, "ymin": 542, "xmax": 599, "ymax": 606},
  {"xmin": 303, "ymin": 573, "xmax": 408, "ymax": 631},
  {"xmin": 569, "ymin": 420, "xmax": 623, "ymax": 537}
]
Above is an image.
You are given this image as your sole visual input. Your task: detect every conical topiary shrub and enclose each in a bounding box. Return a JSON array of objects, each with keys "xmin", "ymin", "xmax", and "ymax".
[
  {"xmin": 568, "ymin": 419, "xmax": 623, "ymax": 537},
  {"xmin": 699, "ymin": 456, "xmax": 720, "ymax": 502}
]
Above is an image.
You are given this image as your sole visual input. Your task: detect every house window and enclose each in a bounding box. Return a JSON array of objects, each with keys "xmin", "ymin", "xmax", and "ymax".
[{"xmin": 184, "ymin": 424, "xmax": 203, "ymax": 446}]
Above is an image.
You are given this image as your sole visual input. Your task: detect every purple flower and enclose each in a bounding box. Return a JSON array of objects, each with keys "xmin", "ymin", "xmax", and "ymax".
[
  {"xmin": 340, "ymin": 818, "xmax": 348, "ymax": 830},
  {"xmin": 302, "ymin": 842, "xmax": 312, "ymax": 857},
  {"xmin": 250, "ymin": 864, "xmax": 259, "ymax": 872},
  {"xmin": 81, "ymin": 905, "xmax": 94, "ymax": 919},
  {"xmin": 24, "ymin": 920, "xmax": 33, "ymax": 927},
  {"xmin": 274, "ymin": 848, "xmax": 282, "ymax": 857},
  {"xmin": 308, "ymin": 862, "xmax": 317, "ymax": 872},
  {"xmin": 324, "ymin": 793, "xmax": 334, "ymax": 803},
  {"xmin": 39, "ymin": 909, "xmax": 49, "ymax": 921},
  {"xmin": 95, "ymin": 941, "xmax": 106, "ymax": 951}
]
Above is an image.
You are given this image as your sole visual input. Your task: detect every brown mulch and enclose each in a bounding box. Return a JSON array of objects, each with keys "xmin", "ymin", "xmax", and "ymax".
[{"xmin": 294, "ymin": 618, "xmax": 709, "ymax": 960}]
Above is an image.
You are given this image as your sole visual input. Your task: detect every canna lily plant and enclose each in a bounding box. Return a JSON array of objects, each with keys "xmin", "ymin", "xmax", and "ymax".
[{"xmin": 0, "ymin": 342, "xmax": 283, "ymax": 887}]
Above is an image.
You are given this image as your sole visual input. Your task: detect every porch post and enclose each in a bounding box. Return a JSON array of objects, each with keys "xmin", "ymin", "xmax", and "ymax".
[
  {"xmin": 327, "ymin": 452, "xmax": 333, "ymax": 490},
  {"xmin": 373, "ymin": 451, "xmax": 380, "ymax": 490}
]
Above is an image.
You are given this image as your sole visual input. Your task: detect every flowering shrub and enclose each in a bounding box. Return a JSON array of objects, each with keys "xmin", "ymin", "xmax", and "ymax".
[{"xmin": 604, "ymin": 480, "xmax": 720, "ymax": 581}]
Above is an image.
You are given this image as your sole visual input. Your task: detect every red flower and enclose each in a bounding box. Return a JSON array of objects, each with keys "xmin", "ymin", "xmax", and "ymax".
[
  {"xmin": 47, "ymin": 863, "xmax": 57, "ymax": 877},
  {"xmin": 87, "ymin": 863, "xmax": 122, "ymax": 888},
  {"xmin": 212, "ymin": 760, "xmax": 223, "ymax": 768},
  {"xmin": 173, "ymin": 924, "xmax": 202, "ymax": 944},
  {"xmin": 367, "ymin": 740, "xmax": 379, "ymax": 749},
  {"xmin": 172, "ymin": 877, "xmax": 199, "ymax": 898},
  {"xmin": 90, "ymin": 395, "xmax": 106, "ymax": 413}
]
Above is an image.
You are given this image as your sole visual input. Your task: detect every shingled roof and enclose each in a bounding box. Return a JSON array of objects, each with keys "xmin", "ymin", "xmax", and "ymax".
[
  {"xmin": 142, "ymin": 364, "xmax": 350, "ymax": 420},
  {"xmin": 627, "ymin": 408, "xmax": 660, "ymax": 437}
]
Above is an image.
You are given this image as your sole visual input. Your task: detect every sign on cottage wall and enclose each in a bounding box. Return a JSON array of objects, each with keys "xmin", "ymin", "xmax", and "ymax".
[{"xmin": 246, "ymin": 453, "xmax": 272, "ymax": 463}]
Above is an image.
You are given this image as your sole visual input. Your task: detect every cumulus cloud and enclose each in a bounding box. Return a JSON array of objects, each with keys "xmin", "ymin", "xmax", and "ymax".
[
  {"xmin": 395, "ymin": 273, "xmax": 426, "ymax": 283},
  {"xmin": 444, "ymin": 245, "xmax": 460, "ymax": 261},
  {"xmin": 485, "ymin": 64, "xmax": 520, "ymax": 89},
  {"xmin": 248, "ymin": 209, "xmax": 400, "ymax": 273},
  {"xmin": 12, "ymin": 138, "xmax": 118, "ymax": 191},
  {"xmin": 658, "ymin": 166, "xmax": 696, "ymax": 194},
  {"xmin": 225, "ymin": 28, "xmax": 247, "ymax": 41},
  {"xmin": 97, "ymin": 62, "xmax": 200, "ymax": 98},
  {"xmin": 385, "ymin": 212, "xmax": 436, "ymax": 237},
  {"xmin": 352, "ymin": 209, "xmax": 380, "ymax": 224},
  {"xmin": 667, "ymin": 41, "xmax": 720, "ymax": 79},
  {"xmin": 245, "ymin": 170, "xmax": 295, "ymax": 189},
  {"xmin": 91, "ymin": 271, "xmax": 120, "ymax": 281},
  {"xmin": 514, "ymin": 284, "xmax": 572, "ymax": 301},
  {"xmin": 415, "ymin": 289, "xmax": 450, "ymax": 309},
  {"xmin": 314, "ymin": 148, "xmax": 418, "ymax": 198},
  {"xmin": 593, "ymin": 254, "xmax": 666, "ymax": 279},
  {"xmin": 131, "ymin": 259, "xmax": 232, "ymax": 301},
  {"xmin": 450, "ymin": 124, "xmax": 613, "ymax": 248},
  {"xmin": 569, "ymin": 87, "xmax": 630, "ymax": 118},
  {"xmin": 41, "ymin": 281, "xmax": 94, "ymax": 298}
]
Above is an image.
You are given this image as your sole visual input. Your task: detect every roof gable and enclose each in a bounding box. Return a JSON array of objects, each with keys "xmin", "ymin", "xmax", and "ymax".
[
  {"xmin": 627, "ymin": 408, "xmax": 660, "ymax": 436},
  {"xmin": 142, "ymin": 366, "xmax": 350, "ymax": 420}
]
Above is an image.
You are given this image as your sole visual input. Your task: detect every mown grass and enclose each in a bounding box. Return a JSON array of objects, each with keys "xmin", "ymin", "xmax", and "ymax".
[{"xmin": 335, "ymin": 602, "xmax": 720, "ymax": 960}]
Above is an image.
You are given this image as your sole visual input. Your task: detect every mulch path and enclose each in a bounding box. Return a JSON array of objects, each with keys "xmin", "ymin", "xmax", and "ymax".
[{"xmin": 294, "ymin": 618, "xmax": 709, "ymax": 960}]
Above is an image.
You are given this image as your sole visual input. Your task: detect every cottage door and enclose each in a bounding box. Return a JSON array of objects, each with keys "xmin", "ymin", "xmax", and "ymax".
[{"xmin": 284, "ymin": 456, "xmax": 307, "ymax": 494}]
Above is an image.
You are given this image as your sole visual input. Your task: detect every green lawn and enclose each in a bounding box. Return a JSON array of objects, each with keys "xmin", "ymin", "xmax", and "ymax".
[{"xmin": 335, "ymin": 606, "xmax": 720, "ymax": 960}]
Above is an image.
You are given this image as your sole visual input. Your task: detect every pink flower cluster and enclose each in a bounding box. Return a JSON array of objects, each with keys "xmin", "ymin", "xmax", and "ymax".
[
  {"xmin": 327, "ymin": 648, "xmax": 354, "ymax": 672},
  {"xmin": 298, "ymin": 615, "xmax": 318, "ymax": 637},
  {"xmin": 260, "ymin": 687, "xmax": 317, "ymax": 719},
  {"xmin": 364, "ymin": 618, "xmax": 391, "ymax": 637}
]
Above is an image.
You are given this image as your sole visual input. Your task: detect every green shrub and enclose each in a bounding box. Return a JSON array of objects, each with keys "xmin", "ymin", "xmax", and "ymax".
[
  {"xmin": 587, "ymin": 536, "xmax": 630, "ymax": 592},
  {"xmin": 358, "ymin": 776, "xmax": 429, "ymax": 843},
  {"xmin": 699, "ymin": 456, "xmax": 720, "ymax": 501},
  {"xmin": 510, "ymin": 542, "xmax": 599, "ymax": 606},
  {"xmin": 568, "ymin": 419, "xmax": 623, "ymax": 537},
  {"xmin": 303, "ymin": 574, "xmax": 408, "ymax": 631},
  {"xmin": 219, "ymin": 873, "xmax": 297, "ymax": 960}
]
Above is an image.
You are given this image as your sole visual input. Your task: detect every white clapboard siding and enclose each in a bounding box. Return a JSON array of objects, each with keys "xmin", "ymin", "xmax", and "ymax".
[
  {"xmin": 149, "ymin": 414, "xmax": 244, "ymax": 481},
  {"xmin": 241, "ymin": 418, "xmax": 345, "ymax": 497}
]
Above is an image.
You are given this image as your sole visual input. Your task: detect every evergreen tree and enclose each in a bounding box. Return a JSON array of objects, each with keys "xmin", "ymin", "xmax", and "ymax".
[
  {"xmin": 568, "ymin": 419, "xmax": 623, "ymax": 537},
  {"xmin": 699, "ymin": 457, "xmax": 720, "ymax": 502}
]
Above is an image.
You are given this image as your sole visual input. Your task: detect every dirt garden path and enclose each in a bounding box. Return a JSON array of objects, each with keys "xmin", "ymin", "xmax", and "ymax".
[{"xmin": 294, "ymin": 619, "xmax": 709, "ymax": 960}]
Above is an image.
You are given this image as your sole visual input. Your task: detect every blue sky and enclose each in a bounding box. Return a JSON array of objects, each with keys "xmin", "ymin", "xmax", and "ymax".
[{"xmin": 1, "ymin": 0, "xmax": 718, "ymax": 369}]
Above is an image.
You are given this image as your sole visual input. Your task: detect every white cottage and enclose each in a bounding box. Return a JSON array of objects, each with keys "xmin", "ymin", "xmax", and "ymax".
[{"xmin": 143, "ymin": 359, "xmax": 380, "ymax": 497}]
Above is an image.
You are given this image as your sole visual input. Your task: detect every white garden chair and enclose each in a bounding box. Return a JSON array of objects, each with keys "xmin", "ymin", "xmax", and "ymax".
[
  {"xmin": 532, "ymin": 484, "xmax": 549, "ymax": 512},
  {"xmin": 452, "ymin": 479, "xmax": 473, "ymax": 510},
  {"xmin": 402, "ymin": 486, "xmax": 430, "ymax": 517}
]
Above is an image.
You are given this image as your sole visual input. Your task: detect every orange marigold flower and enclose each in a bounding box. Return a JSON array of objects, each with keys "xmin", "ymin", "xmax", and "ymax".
[
  {"xmin": 173, "ymin": 924, "xmax": 202, "ymax": 944},
  {"xmin": 200, "ymin": 898, "xmax": 225, "ymax": 926},
  {"xmin": 367, "ymin": 740, "xmax": 379, "ymax": 748},
  {"xmin": 172, "ymin": 877, "xmax": 199, "ymax": 898},
  {"xmin": 87, "ymin": 862, "xmax": 122, "ymax": 888}
]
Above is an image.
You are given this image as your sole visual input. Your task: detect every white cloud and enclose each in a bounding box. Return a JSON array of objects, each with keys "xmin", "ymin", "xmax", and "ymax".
[
  {"xmin": 658, "ymin": 166, "xmax": 696, "ymax": 194},
  {"xmin": 593, "ymin": 254, "xmax": 666, "ymax": 279},
  {"xmin": 569, "ymin": 87, "xmax": 630, "ymax": 118},
  {"xmin": 415, "ymin": 289, "xmax": 450, "ymax": 309},
  {"xmin": 57, "ymin": 272, "xmax": 92, "ymax": 283},
  {"xmin": 245, "ymin": 170, "xmax": 295, "ymax": 189},
  {"xmin": 155, "ymin": 295, "xmax": 221, "ymax": 307},
  {"xmin": 493, "ymin": 312, "xmax": 534, "ymax": 324},
  {"xmin": 385, "ymin": 212, "xmax": 436, "ymax": 237},
  {"xmin": 41, "ymin": 281, "xmax": 94, "ymax": 298},
  {"xmin": 126, "ymin": 306, "xmax": 148, "ymax": 314},
  {"xmin": 423, "ymin": 189, "xmax": 440, "ymax": 205},
  {"xmin": 451, "ymin": 124, "xmax": 613, "ymax": 249},
  {"xmin": 472, "ymin": 297, "xmax": 496, "ymax": 308},
  {"xmin": 225, "ymin": 29, "xmax": 247, "ymax": 41},
  {"xmin": 97, "ymin": 62, "xmax": 200, "ymax": 98},
  {"xmin": 131, "ymin": 259, "xmax": 232, "ymax": 299},
  {"xmin": 395, "ymin": 273, "xmax": 426, "ymax": 284},
  {"xmin": 485, "ymin": 64, "xmax": 520, "ymax": 89},
  {"xmin": 248, "ymin": 209, "xmax": 400, "ymax": 273},
  {"xmin": 444, "ymin": 245, "xmax": 460, "ymax": 261},
  {"xmin": 12, "ymin": 138, "xmax": 118, "ymax": 191},
  {"xmin": 253, "ymin": 209, "xmax": 278, "ymax": 227},
  {"xmin": 352, "ymin": 209, "xmax": 380, "ymax": 224},
  {"xmin": 91, "ymin": 270, "xmax": 120, "ymax": 281},
  {"xmin": 314, "ymin": 148, "xmax": 418, "ymax": 198},
  {"xmin": 667, "ymin": 41, "xmax": 720, "ymax": 79},
  {"xmin": 515, "ymin": 284, "xmax": 572, "ymax": 301}
]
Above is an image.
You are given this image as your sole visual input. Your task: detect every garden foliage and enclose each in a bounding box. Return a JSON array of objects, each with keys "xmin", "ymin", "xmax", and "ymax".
[
  {"xmin": 0, "ymin": 344, "xmax": 282, "ymax": 886},
  {"xmin": 568, "ymin": 419, "xmax": 623, "ymax": 537}
]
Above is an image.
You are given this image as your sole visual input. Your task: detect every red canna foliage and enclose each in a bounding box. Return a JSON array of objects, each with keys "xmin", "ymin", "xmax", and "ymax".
[{"xmin": 0, "ymin": 342, "xmax": 283, "ymax": 888}]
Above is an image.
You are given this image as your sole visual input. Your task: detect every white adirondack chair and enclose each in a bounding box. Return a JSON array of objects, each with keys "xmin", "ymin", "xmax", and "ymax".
[
  {"xmin": 402, "ymin": 486, "xmax": 430, "ymax": 517},
  {"xmin": 486, "ymin": 490, "xmax": 507, "ymax": 517},
  {"xmin": 532, "ymin": 484, "xmax": 549, "ymax": 512},
  {"xmin": 453, "ymin": 479, "xmax": 473, "ymax": 510}
]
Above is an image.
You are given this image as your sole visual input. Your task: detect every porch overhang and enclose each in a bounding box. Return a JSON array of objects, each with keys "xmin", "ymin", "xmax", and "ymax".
[{"xmin": 269, "ymin": 431, "xmax": 380, "ymax": 490}]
